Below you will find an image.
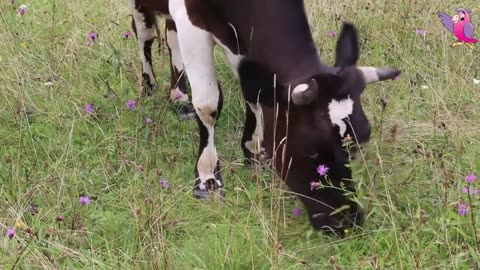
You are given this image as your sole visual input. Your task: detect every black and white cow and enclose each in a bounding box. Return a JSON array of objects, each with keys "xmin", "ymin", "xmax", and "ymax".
[{"xmin": 129, "ymin": 0, "xmax": 400, "ymax": 234}]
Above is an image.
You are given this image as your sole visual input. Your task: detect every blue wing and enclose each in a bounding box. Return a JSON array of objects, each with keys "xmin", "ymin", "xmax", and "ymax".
[
  {"xmin": 438, "ymin": 12, "xmax": 454, "ymax": 33},
  {"xmin": 464, "ymin": 22, "xmax": 475, "ymax": 38}
]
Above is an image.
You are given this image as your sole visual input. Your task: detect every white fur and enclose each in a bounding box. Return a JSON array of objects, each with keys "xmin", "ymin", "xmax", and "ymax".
[
  {"xmin": 129, "ymin": 0, "xmax": 156, "ymax": 83},
  {"xmin": 170, "ymin": 0, "xmax": 221, "ymax": 189},
  {"xmin": 166, "ymin": 29, "xmax": 184, "ymax": 72},
  {"xmin": 293, "ymin": 83, "xmax": 309, "ymax": 92},
  {"xmin": 213, "ymin": 37, "xmax": 244, "ymax": 79},
  {"xmin": 328, "ymin": 97, "xmax": 354, "ymax": 137},
  {"xmin": 244, "ymin": 102, "xmax": 264, "ymax": 155}
]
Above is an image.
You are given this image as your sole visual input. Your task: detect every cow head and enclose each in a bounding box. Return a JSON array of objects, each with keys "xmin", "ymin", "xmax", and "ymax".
[{"xmin": 239, "ymin": 22, "xmax": 400, "ymax": 235}]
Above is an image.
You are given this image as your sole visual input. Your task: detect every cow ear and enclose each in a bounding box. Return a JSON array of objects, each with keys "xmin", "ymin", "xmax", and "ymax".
[{"xmin": 334, "ymin": 22, "xmax": 360, "ymax": 67}]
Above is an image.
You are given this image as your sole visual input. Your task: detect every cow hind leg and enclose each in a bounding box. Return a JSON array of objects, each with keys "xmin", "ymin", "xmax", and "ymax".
[
  {"xmin": 165, "ymin": 19, "xmax": 196, "ymax": 120},
  {"xmin": 214, "ymin": 38, "xmax": 267, "ymax": 168},
  {"xmin": 129, "ymin": 3, "xmax": 157, "ymax": 95},
  {"xmin": 170, "ymin": 2, "xmax": 224, "ymax": 198}
]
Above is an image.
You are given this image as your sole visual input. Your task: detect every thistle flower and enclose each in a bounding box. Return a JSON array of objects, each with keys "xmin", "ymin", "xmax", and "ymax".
[
  {"xmin": 88, "ymin": 31, "xmax": 97, "ymax": 41},
  {"xmin": 6, "ymin": 228, "xmax": 15, "ymax": 239},
  {"xmin": 123, "ymin": 31, "xmax": 132, "ymax": 39},
  {"xmin": 310, "ymin": 181, "xmax": 319, "ymax": 191},
  {"xmin": 458, "ymin": 202, "xmax": 468, "ymax": 216},
  {"xmin": 85, "ymin": 103, "xmax": 94, "ymax": 114},
  {"xmin": 465, "ymin": 173, "xmax": 477, "ymax": 183},
  {"xmin": 328, "ymin": 31, "xmax": 336, "ymax": 37},
  {"xmin": 79, "ymin": 196, "xmax": 90, "ymax": 205},
  {"xmin": 316, "ymin": 164, "xmax": 329, "ymax": 176},
  {"xmin": 126, "ymin": 99, "xmax": 136, "ymax": 110},
  {"xmin": 146, "ymin": 118, "xmax": 153, "ymax": 125},
  {"xmin": 18, "ymin": 4, "xmax": 27, "ymax": 15},
  {"xmin": 159, "ymin": 179, "xmax": 170, "ymax": 189},
  {"xmin": 292, "ymin": 208, "xmax": 302, "ymax": 216},
  {"xmin": 56, "ymin": 215, "xmax": 65, "ymax": 222},
  {"xmin": 415, "ymin": 29, "xmax": 425, "ymax": 36}
]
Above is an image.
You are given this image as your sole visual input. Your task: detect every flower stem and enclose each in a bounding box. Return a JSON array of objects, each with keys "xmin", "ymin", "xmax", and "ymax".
[{"xmin": 467, "ymin": 191, "xmax": 480, "ymax": 255}]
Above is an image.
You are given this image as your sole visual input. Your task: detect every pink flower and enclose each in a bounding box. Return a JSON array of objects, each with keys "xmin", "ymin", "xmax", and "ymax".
[
  {"xmin": 88, "ymin": 31, "xmax": 98, "ymax": 41},
  {"xmin": 56, "ymin": 215, "xmax": 65, "ymax": 222},
  {"xmin": 316, "ymin": 164, "xmax": 329, "ymax": 176},
  {"xmin": 18, "ymin": 4, "xmax": 27, "ymax": 15},
  {"xmin": 79, "ymin": 196, "xmax": 90, "ymax": 205},
  {"xmin": 85, "ymin": 103, "xmax": 94, "ymax": 114},
  {"xmin": 472, "ymin": 189, "xmax": 479, "ymax": 195},
  {"xmin": 462, "ymin": 186, "xmax": 469, "ymax": 193},
  {"xmin": 415, "ymin": 29, "xmax": 425, "ymax": 36},
  {"xmin": 310, "ymin": 181, "xmax": 318, "ymax": 191},
  {"xmin": 146, "ymin": 118, "xmax": 153, "ymax": 125},
  {"xmin": 292, "ymin": 208, "xmax": 302, "ymax": 216},
  {"xmin": 175, "ymin": 91, "xmax": 185, "ymax": 100},
  {"xmin": 6, "ymin": 228, "xmax": 15, "ymax": 239},
  {"xmin": 126, "ymin": 99, "xmax": 136, "ymax": 110},
  {"xmin": 458, "ymin": 202, "xmax": 468, "ymax": 216},
  {"xmin": 394, "ymin": 75, "xmax": 400, "ymax": 80},
  {"xmin": 465, "ymin": 174, "xmax": 477, "ymax": 183},
  {"xmin": 123, "ymin": 31, "xmax": 132, "ymax": 39},
  {"xmin": 328, "ymin": 31, "xmax": 336, "ymax": 37},
  {"xmin": 159, "ymin": 179, "xmax": 170, "ymax": 189}
]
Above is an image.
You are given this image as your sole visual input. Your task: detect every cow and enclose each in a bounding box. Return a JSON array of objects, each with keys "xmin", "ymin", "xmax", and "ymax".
[{"xmin": 128, "ymin": 0, "xmax": 401, "ymax": 235}]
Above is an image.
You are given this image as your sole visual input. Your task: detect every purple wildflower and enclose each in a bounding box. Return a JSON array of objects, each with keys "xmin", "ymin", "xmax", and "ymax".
[
  {"xmin": 472, "ymin": 188, "xmax": 479, "ymax": 195},
  {"xmin": 328, "ymin": 31, "xmax": 336, "ymax": 37},
  {"xmin": 310, "ymin": 181, "xmax": 318, "ymax": 191},
  {"xmin": 85, "ymin": 103, "xmax": 94, "ymax": 114},
  {"xmin": 394, "ymin": 75, "xmax": 400, "ymax": 80},
  {"xmin": 6, "ymin": 228, "xmax": 15, "ymax": 239},
  {"xmin": 11, "ymin": 0, "xmax": 15, "ymax": 4},
  {"xmin": 123, "ymin": 31, "xmax": 132, "ymax": 39},
  {"xmin": 458, "ymin": 202, "xmax": 468, "ymax": 216},
  {"xmin": 159, "ymin": 179, "xmax": 170, "ymax": 189},
  {"xmin": 415, "ymin": 29, "xmax": 425, "ymax": 36},
  {"xmin": 88, "ymin": 31, "xmax": 97, "ymax": 41},
  {"xmin": 18, "ymin": 4, "xmax": 27, "ymax": 15},
  {"xmin": 28, "ymin": 204, "xmax": 38, "ymax": 216},
  {"xmin": 462, "ymin": 186, "xmax": 469, "ymax": 193},
  {"xmin": 79, "ymin": 196, "xmax": 90, "ymax": 205},
  {"xmin": 292, "ymin": 208, "xmax": 302, "ymax": 216},
  {"xmin": 465, "ymin": 174, "xmax": 477, "ymax": 183},
  {"xmin": 146, "ymin": 118, "xmax": 153, "ymax": 125},
  {"xmin": 56, "ymin": 215, "xmax": 65, "ymax": 222},
  {"xmin": 316, "ymin": 164, "xmax": 329, "ymax": 176},
  {"xmin": 175, "ymin": 91, "xmax": 185, "ymax": 100},
  {"xmin": 126, "ymin": 99, "xmax": 136, "ymax": 110}
]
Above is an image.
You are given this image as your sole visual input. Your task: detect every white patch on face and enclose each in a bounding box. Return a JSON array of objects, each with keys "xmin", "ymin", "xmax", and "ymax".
[
  {"xmin": 166, "ymin": 28, "xmax": 184, "ymax": 72},
  {"xmin": 328, "ymin": 96, "xmax": 354, "ymax": 137},
  {"xmin": 244, "ymin": 102, "xmax": 264, "ymax": 155},
  {"xmin": 170, "ymin": 0, "xmax": 221, "ymax": 189}
]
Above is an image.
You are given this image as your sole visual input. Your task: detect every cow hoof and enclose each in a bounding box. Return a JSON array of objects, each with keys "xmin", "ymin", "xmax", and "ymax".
[
  {"xmin": 192, "ymin": 178, "xmax": 225, "ymax": 200},
  {"xmin": 178, "ymin": 103, "xmax": 196, "ymax": 121}
]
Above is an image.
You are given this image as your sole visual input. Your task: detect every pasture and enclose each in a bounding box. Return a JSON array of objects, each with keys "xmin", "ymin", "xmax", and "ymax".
[{"xmin": 1, "ymin": 0, "xmax": 479, "ymax": 269}]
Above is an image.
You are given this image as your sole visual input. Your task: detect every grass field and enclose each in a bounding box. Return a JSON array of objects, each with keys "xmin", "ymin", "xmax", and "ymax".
[{"xmin": 1, "ymin": 0, "xmax": 480, "ymax": 269}]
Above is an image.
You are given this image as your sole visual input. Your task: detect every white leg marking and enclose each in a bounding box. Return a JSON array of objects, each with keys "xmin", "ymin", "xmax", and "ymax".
[
  {"xmin": 328, "ymin": 96, "xmax": 354, "ymax": 137},
  {"xmin": 166, "ymin": 26, "xmax": 190, "ymax": 102},
  {"xmin": 129, "ymin": 1, "xmax": 156, "ymax": 82},
  {"xmin": 244, "ymin": 102, "xmax": 265, "ymax": 155},
  {"xmin": 170, "ymin": 0, "xmax": 220, "ymax": 189},
  {"xmin": 213, "ymin": 37, "xmax": 244, "ymax": 80}
]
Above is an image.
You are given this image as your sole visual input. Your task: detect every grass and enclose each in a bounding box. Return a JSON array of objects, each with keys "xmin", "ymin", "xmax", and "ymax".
[{"xmin": 1, "ymin": 0, "xmax": 480, "ymax": 269}]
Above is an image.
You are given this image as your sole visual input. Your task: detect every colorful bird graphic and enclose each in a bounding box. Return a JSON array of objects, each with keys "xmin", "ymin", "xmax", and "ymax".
[{"xmin": 438, "ymin": 8, "xmax": 478, "ymax": 49}]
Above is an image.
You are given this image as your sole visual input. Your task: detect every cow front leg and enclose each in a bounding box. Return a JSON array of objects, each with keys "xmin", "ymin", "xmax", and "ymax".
[
  {"xmin": 165, "ymin": 19, "xmax": 196, "ymax": 120},
  {"xmin": 170, "ymin": 2, "xmax": 224, "ymax": 198},
  {"xmin": 241, "ymin": 102, "xmax": 268, "ymax": 169},
  {"xmin": 129, "ymin": 2, "xmax": 157, "ymax": 95}
]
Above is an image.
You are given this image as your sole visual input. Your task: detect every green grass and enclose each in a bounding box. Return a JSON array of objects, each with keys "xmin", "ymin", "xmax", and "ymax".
[{"xmin": 1, "ymin": 0, "xmax": 480, "ymax": 269}]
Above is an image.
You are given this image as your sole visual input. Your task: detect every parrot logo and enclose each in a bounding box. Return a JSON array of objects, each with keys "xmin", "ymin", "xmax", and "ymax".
[{"xmin": 438, "ymin": 8, "xmax": 478, "ymax": 49}]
